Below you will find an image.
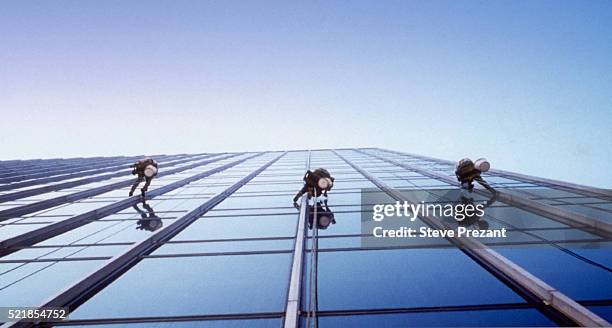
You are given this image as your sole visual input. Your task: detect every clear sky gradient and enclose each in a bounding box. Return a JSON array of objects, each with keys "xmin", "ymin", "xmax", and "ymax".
[{"xmin": 1, "ymin": 1, "xmax": 611, "ymax": 187}]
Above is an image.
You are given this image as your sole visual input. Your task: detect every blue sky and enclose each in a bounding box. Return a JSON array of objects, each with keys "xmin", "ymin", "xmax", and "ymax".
[{"xmin": 1, "ymin": 0, "xmax": 611, "ymax": 187}]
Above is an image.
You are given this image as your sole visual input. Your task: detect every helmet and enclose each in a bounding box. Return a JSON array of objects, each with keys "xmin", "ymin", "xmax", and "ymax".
[
  {"xmin": 474, "ymin": 158, "xmax": 490, "ymax": 172},
  {"xmin": 456, "ymin": 158, "xmax": 473, "ymax": 169},
  {"xmin": 144, "ymin": 165, "xmax": 158, "ymax": 178},
  {"xmin": 317, "ymin": 168, "xmax": 331, "ymax": 177}
]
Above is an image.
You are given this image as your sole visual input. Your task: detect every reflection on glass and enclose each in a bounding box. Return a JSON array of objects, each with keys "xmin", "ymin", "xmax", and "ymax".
[
  {"xmin": 308, "ymin": 200, "xmax": 336, "ymax": 231},
  {"xmin": 303, "ymin": 199, "xmax": 336, "ymax": 328},
  {"xmin": 307, "ymin": 308, "xmax": 555, "ymax": 327},
  {"xmin": 455, "ymin": 192, "xmax": 496, "ymax": 230},
  {"xmin": 133, "ymin": 201, "xmax": 163, "ymax": 232},
  {"xmin": 71, "ymin": 255, "xmax": 291, "ymax": 319}
]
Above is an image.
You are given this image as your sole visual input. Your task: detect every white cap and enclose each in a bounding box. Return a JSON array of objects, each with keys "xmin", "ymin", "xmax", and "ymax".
[
  {"xmin": 317, "ymin": 177, "xmax": 332, "ymax": 190},
  {"xmin": 144, "ymin": 165, "xmax": 158, "ymax": 178},
  {"xmin": 474, "ymin": 158, "xmax": 490, "ymax": 172}
]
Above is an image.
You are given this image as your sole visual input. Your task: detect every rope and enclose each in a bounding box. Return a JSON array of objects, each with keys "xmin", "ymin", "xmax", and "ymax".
[
  {"xmin": 305, "ymin": 193, "xmax": 320, "ymax": 328},
  {"xmin": 312, "ymin": 198, "xmax": 319, "ymax": 328}
]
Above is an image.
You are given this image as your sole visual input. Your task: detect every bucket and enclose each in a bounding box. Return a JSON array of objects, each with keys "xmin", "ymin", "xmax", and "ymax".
[
  {"xmin": 318, "ymin": 177, "xmax": 332, "ymax": 189},
  {"xmin": 474, "ymin": 158, "xmax": 490, "ymax": 172},
  {"xmin": 144, "ymin": 165, "xmax": 158, "ymax": 178}
]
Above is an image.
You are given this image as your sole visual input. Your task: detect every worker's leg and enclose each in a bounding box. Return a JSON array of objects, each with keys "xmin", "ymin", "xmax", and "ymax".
[
  {"xmin": 132, "ymin": 204, "xmax": 147, "ymax": 219},
  {"xmin": 129, "ymin": 176, "xmax": 144, "ymax": 196},
  {"xmin": 475, "ymin": 176, "xmax": 496, "ymax": 194},
  {"xmin": 141, "ymin": 177, "xmax": 152, "ymax": 197},
  {"xmin": 142, "ymin": 177, "xmax": 152, "ymax": 192}
]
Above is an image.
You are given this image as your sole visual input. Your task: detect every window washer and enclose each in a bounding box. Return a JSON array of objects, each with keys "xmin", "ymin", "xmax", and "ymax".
[
  {"xmin": 455, "ymin": 158, "xmax": 496, "ymax": 194},
  {"xmin": 293, "ymin": 168, "xmax": 335, "ymax": 204},
  {"xmin": 133, "ymin": 202, "xmax": 163, "ymax": 232},
  {"xmin": 129, "ymin": 157, "xmax": 158, "ymax": 197}
]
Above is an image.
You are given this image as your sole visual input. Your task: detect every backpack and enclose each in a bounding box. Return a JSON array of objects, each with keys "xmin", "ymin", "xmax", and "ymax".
[
  {"xmin": 314, "ymin": 168, "xmax": 331, "ymax": 179},
  {"xmin": 455, "ymin": 158, "xmax": 478, "ymax": 181}
]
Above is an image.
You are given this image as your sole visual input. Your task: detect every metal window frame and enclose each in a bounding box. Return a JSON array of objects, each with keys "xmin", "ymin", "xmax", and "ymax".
[
  {"xmin": 0, "ymin": 154, "xmax": 205, "ymax": 193},
  {"xmin": 0, "ymin": 153, "xmax": 256, "ymax": 257},
  {"xmin": 283, "ymin": 150, "xmax": 310, "ymax": 328},
  {"xmin": 0, "ymin": 153, "xmax": 242, "ymax": 221},
  {"xmin": 357, "ymin": 149, "xmax": 612, "ymax": 240},
  {"xmin": 332, "ymin": 149, "xmax": 609, "ymax": 327},
  {"xmin": 2, "ymin": 152, "xmax": 287, "ymax": 328},
  {"xmin": 0, "ymin": 154, "xmax": 222, "ymax": 203},
  {"xmin": 372, "ymin": 148, "xmax": 612, "ymax": 200}
]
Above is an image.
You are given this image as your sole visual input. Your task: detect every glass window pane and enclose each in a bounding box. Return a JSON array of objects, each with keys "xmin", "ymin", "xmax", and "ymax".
[
  {"xmin": 494, "ymin": 246, "xmax": 612, "ymax": 300},
  {"xmin": 71, "ymin": 254, "xmax": 291, "ymax": 319},
  {"xmin": 0, "ymin": 260, "xmax": 105, "ymax": 307},
  {"xmin": 303, "ymin": 249, "xmax": 524, "ymax": 311},
  {"xmin": 64, "ymin": 319, "xmax": 281, "ymax": 328},
  {"xmin": 152, "ymin": 239, "xmax": 294, "ymax": 255},
  {"xmin": 173, "ymin": 215, "xmax": 297, "ymax": 241},
  {"xmin": 308, "ymin": 308, "xmax": 555, "ymax": 327},
  {"xmin": 588, "ymin": 306, "xmax": 612, "ymax": 322}
]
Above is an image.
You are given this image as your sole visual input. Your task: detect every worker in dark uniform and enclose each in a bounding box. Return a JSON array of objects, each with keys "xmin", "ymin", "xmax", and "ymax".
[
  {"xmin": 133, "ymin": 202, "xmax": 163, "ymax": 232},
  {"xmin": 293, "ymin": 168, "xmax": 335, "ymax": 204},
  {"xmin": 308, "ymin": 200, "xmax": 336, "ymax": 230},
  {"xmin": 455, "ymin": 158, "xmax": 496, "ymax": 194},
  {"xmin": 129, "ymin": 157, "xmax": 158, "ymax": 197}
]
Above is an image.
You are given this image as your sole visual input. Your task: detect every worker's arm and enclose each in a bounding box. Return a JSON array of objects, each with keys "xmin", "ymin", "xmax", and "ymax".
[
  {"xmin": 455, "ymin": 168, "xmax": 463, "ymax": 182},
  {"xmin": 293, "ymin": 185, "xmax": 308, "ymax": 203},
  {"xmin": 474, "ymin": 176, "xmax": 496, "ymax": 194}
]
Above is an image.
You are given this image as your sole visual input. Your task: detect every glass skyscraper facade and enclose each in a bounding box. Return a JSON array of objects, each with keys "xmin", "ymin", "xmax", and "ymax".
[{"xmin": 0, "ymin": 149, "xmax": 610, "ymax": 327}]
